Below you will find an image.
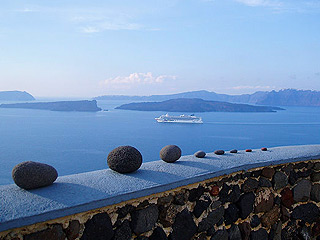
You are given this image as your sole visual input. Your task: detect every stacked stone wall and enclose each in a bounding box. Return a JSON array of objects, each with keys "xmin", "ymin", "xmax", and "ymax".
[{"xmin": 1, "ymin": 159, "xmax": 320, "ymax": 240}]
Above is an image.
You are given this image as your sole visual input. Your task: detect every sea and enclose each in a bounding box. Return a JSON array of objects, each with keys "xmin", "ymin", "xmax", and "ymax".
[{"xmin": 0, "ymin": 100, "xmax": 319, "ymax": 185}]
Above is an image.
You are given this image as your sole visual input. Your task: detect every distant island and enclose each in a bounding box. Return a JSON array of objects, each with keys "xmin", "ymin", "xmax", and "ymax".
[
  {"xmin": 0, "ymin": 100, "xmax": 102, "ymax": 112},
  {"xmin": 116, "ymin": 98, "xmax": 284, "ymax": 112},
  {"xmin": 95, "ymin": 89, "xmax": 320, "ymax": 107},
  {"xmin": 0, "ymin": 91, "xmax": 35, "ymax": 101}
]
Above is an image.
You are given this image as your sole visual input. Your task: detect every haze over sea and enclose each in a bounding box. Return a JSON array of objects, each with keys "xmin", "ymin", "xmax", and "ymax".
[{"xmin": 0, "ymin": 100, "xmax": 319, "ymax": 185}]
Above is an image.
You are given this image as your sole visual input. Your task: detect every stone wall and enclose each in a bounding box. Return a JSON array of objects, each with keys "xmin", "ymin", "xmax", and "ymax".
[{"xmin": 1, "ymin": 159, "xmax": 320, "ymax": 240}]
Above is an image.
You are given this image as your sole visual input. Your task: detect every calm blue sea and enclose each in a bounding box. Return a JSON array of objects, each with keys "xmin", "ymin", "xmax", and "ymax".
[{"xmin": 0, "ymin": 100, "xmax": 319, "ymax": 185}]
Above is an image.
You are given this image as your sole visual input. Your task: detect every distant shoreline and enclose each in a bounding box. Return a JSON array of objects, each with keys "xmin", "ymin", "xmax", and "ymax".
[
  {"xmin": 0, "ymin": 100, "xmax": 102, "ymax": 112},
  {"xmin": 116, "ymin": 98, "xmax": 284, "ymax": 113}
]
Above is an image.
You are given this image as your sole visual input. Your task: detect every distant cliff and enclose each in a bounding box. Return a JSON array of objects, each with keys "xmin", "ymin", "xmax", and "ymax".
[
  {"xmin": 0, "ymin": 91, "xmax": 35, "ymax": 101},
  {"xmin": 0, "ymin": 100, "xmax": 101, "ymax": 112},
  {"xmin": 116, "ymin": 98, "xmax": 284, "ymax": 112},
  {"xmin": 96, "ymin": 89, "xmax": 320, "ymax": 107}
]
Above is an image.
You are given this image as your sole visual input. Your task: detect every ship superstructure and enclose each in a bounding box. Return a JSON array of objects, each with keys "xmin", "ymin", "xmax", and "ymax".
[{"xmin": 155, "ymin": 113, "xmax": 203, "ymax": 123}]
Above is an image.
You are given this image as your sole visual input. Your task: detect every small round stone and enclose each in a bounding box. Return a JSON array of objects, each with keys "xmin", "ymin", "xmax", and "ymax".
[
  {"xmin": 107, "ymin": 146, "xmax": 142, "ymax": 173},
  {"xmin": 12, "ymin": 161, "xmax": 58, "ymax": 190},
  {"xmin": 214, "ymin": 150, "xmax": 225, "ymax": 155},
  {"xmin": 230, "ymin": 149, "xmax": 238, "ymax": 153},
  {"xmin": 245, "ymin": 149, "xmax": 252, "ymax": 152},
  {"xmin": 160, "ymin": 145, "xmax": 181, "ymax": 163},
  {"xmin": 261, "ymin": 147, "xmax": 268, "ymax": 151},
  {"xmin": 194, "ymin": 150, "xmax": 206, "ymax": 158}
]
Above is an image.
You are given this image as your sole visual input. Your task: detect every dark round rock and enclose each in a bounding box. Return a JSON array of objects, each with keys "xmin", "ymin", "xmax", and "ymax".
[
  {"xmin": 261, "ymin": 147, "xmax": 268, "ymax": 151},
  {"xmin": 107, "ymin": 146, "xmax": 142, "ymax": 173},
  {"xmin": 230, "ymin": 149, "xmax": 238, "ymax": 153},
  {"xmin": 194, "ymin": 150, "xmax": 206, "ymax": 158},
  {"xmin": 245, "ymin": 149, "xmax": 252, "ymax": 152},
  {"xmin": 12, "ymin": 161, "xmax": 58, "ymax": 190},
  {"xmin": 214, "ymin": 150, "xmax": 225, "ymax": 155},
  {"xmin": 160, "ymin": 145, "xmax": 181, "ymax": 163}
]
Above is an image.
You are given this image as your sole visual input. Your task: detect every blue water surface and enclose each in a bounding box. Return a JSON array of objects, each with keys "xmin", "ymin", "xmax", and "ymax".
[{"xmin": 0, "ymin": 100, "xmax": 319, "ymax": 185}]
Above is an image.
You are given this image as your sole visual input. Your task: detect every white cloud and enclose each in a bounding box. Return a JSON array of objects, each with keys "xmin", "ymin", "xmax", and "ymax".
[
  {"xmin": 235, "ymin": 0, "xmax": 283, "ymax": 8},
  {"xmin": 80, "ymin": 21, "xmax": 142, "ymax": 33},
  {"xmin": 101, "ymin": 72, "xmax": 177, "ymax": 90},
  {"xmin": 16, "ymin": 7, "xmax": 38, "ymax": 13}
]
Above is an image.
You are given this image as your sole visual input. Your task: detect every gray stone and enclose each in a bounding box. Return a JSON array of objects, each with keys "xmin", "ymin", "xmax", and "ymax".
[
  {"xmin": 242, "ymin": 178, "xmax": 259, "ymax": 192},
  {"xmin": 224, "ymin": 203, "xmax": 239, "ymax": 225},
  {"xmin": 293, "ymin": 179, "xmax": 311, "ymax": 202},
  {"xmin": 311, "ymin": 184, "xmax": 320, "ymax": 202},
  {"xmin": 194, "ymin": 151, "xmax": 206, "ymax": 158},
  {"xmin": 250, "ymin": 215, "xmax": 260, "ymax": 228},
  {"xmin": 311, "ymin": 172, "xmax": 320, "ymax": 182},
  {"xmin": 258, "ymin": 177, "xmax": 272, "ymax": 187},
  {"xmin": 198, "ymin": 206, "xmax": 224, "ymax": 232},
  {"xmin": 170, "ymin": 209, "xmax": 197, "ymax": 240},
  {"xmin": 249, "ymin": 229, "xmax": 268, "ymax": 240},
  {"xmin": 12, "ymin": 161, "xmax": 58, "ymax": 190},
  {"xmin": 230, "ymin": 149, "xmax": 238, "ymax": 153},
  {"xmin": 107, "ymin": 146, "xmax": 142, "ymax": 173},
  {"xmin": 116, "ymin": 204, "xmax": 135, "ymax": 219},
  {"xmin": 291, "ymin": 203, "xmax": 320, "ymax": 223},
  {"xmin": 131, "ymin": 205, "xmax": 159, "ymax": 234},
  {"xmin": 313, "ymin": 162, "xmax": 320, "ymax": 171},
  {"xmin": 193, "ymin": 196, "xmax": 211, "ymax": 218},
  {"xmin": 113, "ymin": 220, "xmax": 132, "ymax": 240},
  {"xmin": 160, "ymin": 145, "xmax": 181, "ymax": 163},
  {"xmin": 81, "ymin": 213, "xmax": 114, "ymax": 240},
  {"xmin": 237, "ymin": 192, "xmax": 255, "ymax": 219},
  {"xmin": 150, "ymin": 227, "xmax": 168, "ymax": 240},
  {"xmin": 210, "ymin": 229, "xmax": 228, "ymax": 240},
  {"xmin": 214, "ymin": 150, "xmax": 225, "ymax": 155},
  {"xmin": 228, "ymin": 225, "xmax": 242, "ymax": 240},
  {"xmin": 24, "ymin": 224, "xmax": 66, "ymax": 240},
  {"xmin": 272, "ymin": 171, "xmax": 288, "ymax": 190}
]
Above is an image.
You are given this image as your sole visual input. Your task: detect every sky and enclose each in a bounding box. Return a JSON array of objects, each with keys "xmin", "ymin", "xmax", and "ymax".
[{"xmin": 0, "ymin": 0, "xmax": 319, "ymax": 98}]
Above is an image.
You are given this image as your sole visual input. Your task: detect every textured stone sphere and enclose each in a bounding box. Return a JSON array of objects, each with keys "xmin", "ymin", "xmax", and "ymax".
[
  {"xmin": 194, "ymin": 151, "xmax": 206, "ymax": 158},
  {"xmin": 12, "ymin": 161, "xmax": 58, "ymax": 190},
  {"xmin": 160, "ymin": 145, "xmax": 181, "ymax": 163},
  {"xmin": 214, "ymin": 150, "xmax": 225, "ymax": 155},
  {"xmin": 107, "ymin": 146, "xmax": 142, "ymax": 173}
]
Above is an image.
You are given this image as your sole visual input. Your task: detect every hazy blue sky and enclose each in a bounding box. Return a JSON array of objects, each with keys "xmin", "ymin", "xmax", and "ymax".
[{"xmin": 1, "ymin": 0, "xmax": 319, "ymax": 97}]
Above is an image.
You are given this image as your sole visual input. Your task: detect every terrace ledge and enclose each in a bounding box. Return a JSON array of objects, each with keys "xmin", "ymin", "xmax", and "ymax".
[{"xmin": 1, "ymin": 144, "xmax": 320, "ymax": 232}]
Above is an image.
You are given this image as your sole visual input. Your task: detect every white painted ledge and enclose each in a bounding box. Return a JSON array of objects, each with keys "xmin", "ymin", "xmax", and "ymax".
[{"xmin": 1, "ymin": 145, "xmax": 320, "ymax": 232}]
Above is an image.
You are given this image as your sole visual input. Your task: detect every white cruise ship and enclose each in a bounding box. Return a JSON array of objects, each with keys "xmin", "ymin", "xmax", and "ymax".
[{"xmin": 155, "ymin": 113, "xmax": 203, "ymax": 124}]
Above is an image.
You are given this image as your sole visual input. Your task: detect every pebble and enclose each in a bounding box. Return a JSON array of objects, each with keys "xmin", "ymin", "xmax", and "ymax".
[
  {"xmin": 214, "ymin": 150, "xmax": 225, "ymax": 155},
  {"xmin": 12, "ymin": 161, "xmax": 58, "ymax": 190},
  {"xmin": 245, "ymin": 149, "xmax": 252, "ymax": 152},
  {"xmin": 261, "ymin": 147, "xmax": 268, "ymax": 151},
  {"xmin": 160, "ymin": 145, "xmax": 181, "ymax": 163},
  {"xmin": 230, "ymin": 149, "xmax": 238, "ymax": 153},
  {"xmin": 107, "ymin": 146, "xmax": 142, "ymax": 173},
  {"xmin": 194, "ymin": 150, "xmax": 206, "ymax": 158}
]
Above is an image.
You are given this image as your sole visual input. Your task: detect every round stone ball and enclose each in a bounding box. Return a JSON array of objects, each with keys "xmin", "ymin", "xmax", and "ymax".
[
  {"xmin": 214, "ymin": 150, "xmax": 225, "ymax": 155},
  {"xmin": 107, "ymin": 146, "xmax": 142, "ymax": 173},
  {"xmin": 160, "ymin": 145, "xmax": 181, "ymax": 163},
  {"xmin": 194, "ymin": 150, "xmax": 206, "ymax": 158},
  {"xmin": 12, "ymin": 161, "xmax": 58, "ymax": 190}
]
